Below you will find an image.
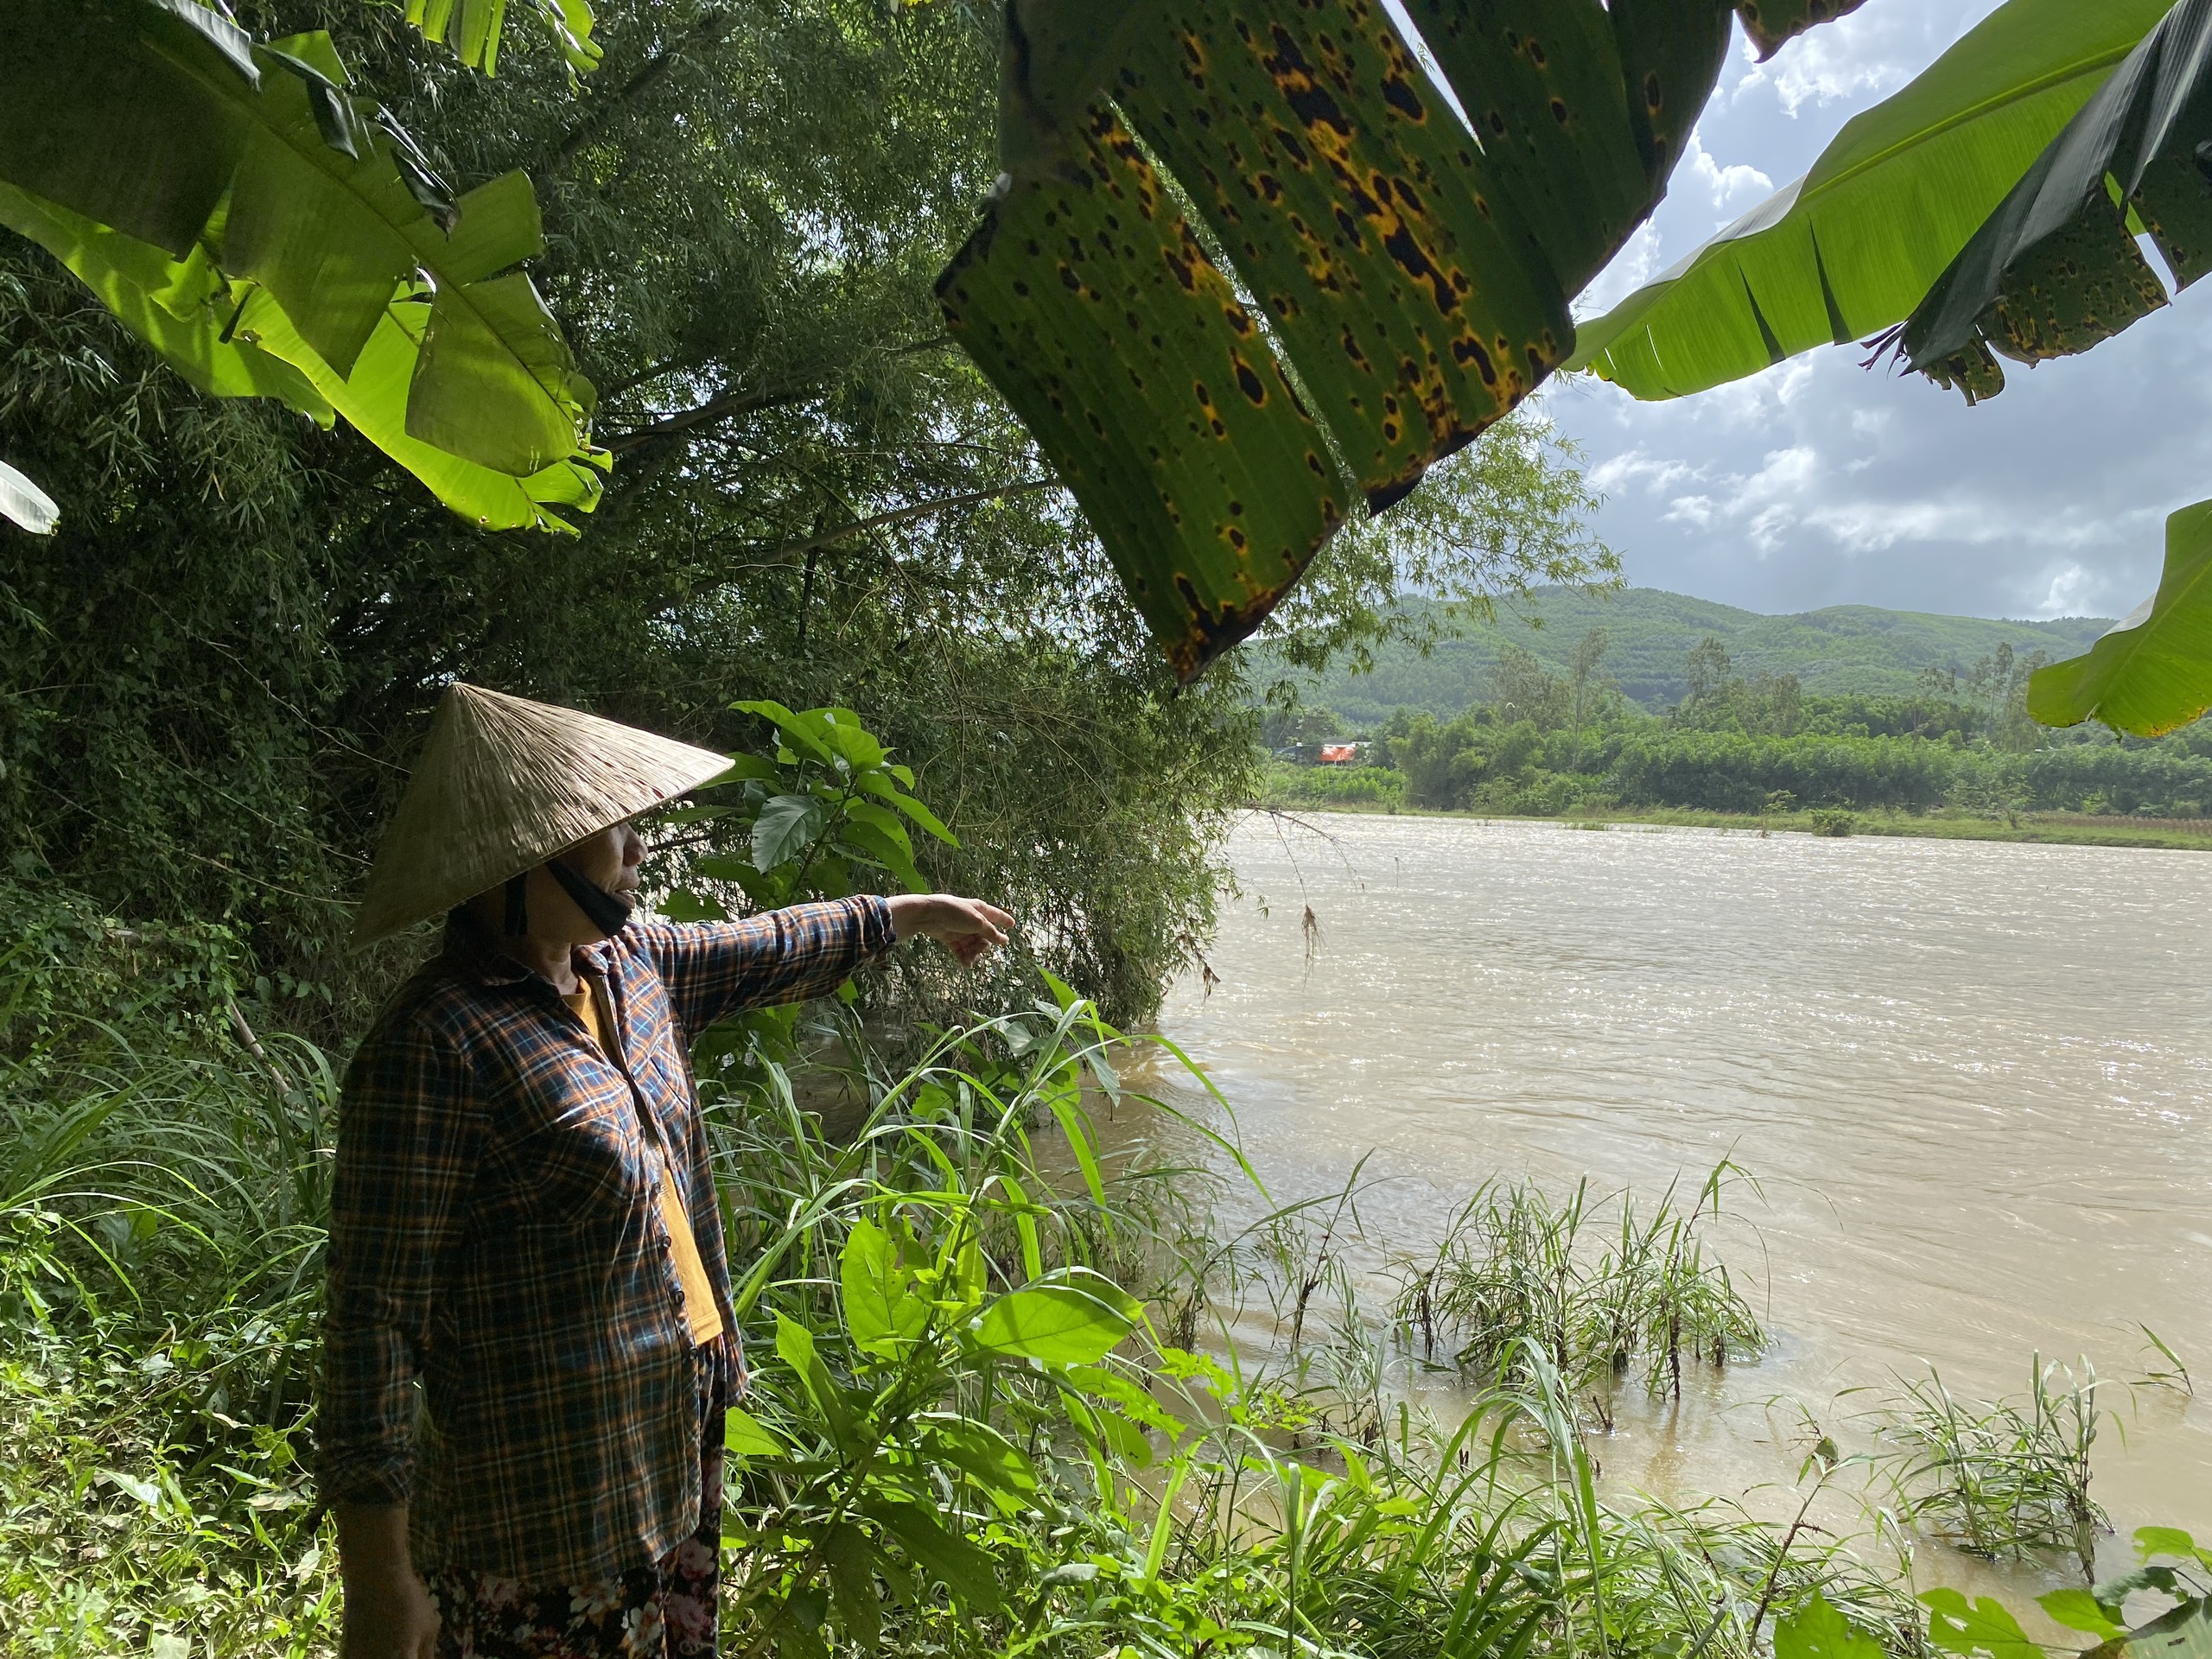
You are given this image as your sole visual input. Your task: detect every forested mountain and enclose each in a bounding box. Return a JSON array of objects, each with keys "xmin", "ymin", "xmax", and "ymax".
[{"xmin": 1274, "ymin": 588, "xmax": 2112, "ymax": 721}]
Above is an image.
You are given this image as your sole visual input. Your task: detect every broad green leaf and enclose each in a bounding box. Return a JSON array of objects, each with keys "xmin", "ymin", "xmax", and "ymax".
[
  {"xmin": 0, "ymin": 5, "xmax": 600, "ymax": 524},
  {"xmin": 0, "ymin": 0, "xmax": 257, "ymax": 257},
  {"xmin": 1775, "ymin": 1596, "xmax": 1887, "ymax": 1659},
  {"xmin": 235, "ymin": 288, "xmax": 603, "ymax": 533},
  {"xmin": 822, "ymin": 1521, "xmax": 882, "ymax": 1650},
  {"xmin": 1902, "ymin": 0, "xmax": 2212, "ymax": 398},
  {"xmin": 1923, "ymin": 1589, "xmax": 2043, "ymax": 1659},
  {"xmin": 0, "ymin": 460, "xmax": 59, "ymax": 535},
  {"xmin": 1063, "ymin": 1364, "xmax": 1186, "ymax": 1436},
  {"xmin": 732, "ymin": 700, "xmax": 836, "ymax": 764},
  {"xmin": 774, "ymin": 1312, "xmax": 859, "ymax": 1453},
  {"xmin": 699, "ymin": 754, "xmax": 781, "ymax": 785},
  {"xmin": 1571, "ymin": 0, "xmax": 2170, "ymax": 400},
  {"xmin": 813, "ymin": 709, "xmax": 887, "ymax": 769},
  {"xmin": 839, "ymin": 1219, "xmax": 929, "ymax": 1354},
  {"xmin": 922, "ymin": 1415, "xmax": 1040, "ymax": 1502},
  {"xmin": 658, "ymin": 888, "xmax": 728, "ymax": 924},
  {"xmin": 752, "ymin": 794, "xmax": 829, "ymax": 873},
  {"xmin": 863, "ymin": 1497, "xmax": 1001, "ymax": 1611},
  {"xmin": 2029, "ymin": 499, "xmax": 2212, "ymax": 736},
  {"xmin": 969, "ymin": 1267, "xmax": 1141, "ymax": 1366},
  {"xmin": 842, "ymin": 800, "xmax": 913, "ymax": 859},
  {"xmin": 857, "ymin": 774, "xmax": 957, "ymax": 845},
  {"xmin": 2039, "ymin": 1590, "xmax": 2128, "ymax": 1643},
  {"xmin": 0, "ymin": 183, "xmax": 332, "ymax": 416},
  {"xmin": 2139, "ymin": 1526, "xmax": 2212, "ymax": 1567},
  {"xmin": 723, "ymin": 1407, "xmax": 785, "ymax": 1459},
  {"xmin": 1110, "ymin": 0, "xmax": 1570, "ymax": 508},
  {"xmin": 837, "ymin": 820, "xmax": 925, "ymax": 893},
  {"xmin": 937, "ymin": 105, "xmax": 1352, "ymax": 683}
]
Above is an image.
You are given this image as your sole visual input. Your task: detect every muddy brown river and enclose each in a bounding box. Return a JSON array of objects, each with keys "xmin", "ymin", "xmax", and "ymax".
[{"xmin": 1143, "ymin": 814, "xmax": 2212, "ymax": 1560}]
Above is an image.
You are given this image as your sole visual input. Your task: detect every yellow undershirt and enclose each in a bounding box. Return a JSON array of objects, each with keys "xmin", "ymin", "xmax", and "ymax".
[{"xmin": 563, "ymin": 984, "xmax": 725, "ymax": 1347}]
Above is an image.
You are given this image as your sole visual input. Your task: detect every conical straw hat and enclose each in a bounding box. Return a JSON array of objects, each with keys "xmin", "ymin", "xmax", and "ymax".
[{"xmin": 353, "ymin": 683, "xmax": 730, "ymax": 946}]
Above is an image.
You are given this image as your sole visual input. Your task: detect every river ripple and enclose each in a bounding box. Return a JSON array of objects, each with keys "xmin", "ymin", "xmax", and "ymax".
[{"xmin": 1148, "ymin": 814, "xmax": 2212, "ymax": 1536}]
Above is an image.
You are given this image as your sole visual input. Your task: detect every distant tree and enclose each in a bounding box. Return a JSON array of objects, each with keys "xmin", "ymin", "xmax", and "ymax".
[
  {"xmin": 1685, "ymin": 637, "xmax": 1733, "ymax": 706},
  {"xmin": 1492, "ymin": 644, "xmax": 1572, "ymax": 731},
  {"xmin": 1260, "ymin": 704, "xmax": 1346, "ymax": 752}
]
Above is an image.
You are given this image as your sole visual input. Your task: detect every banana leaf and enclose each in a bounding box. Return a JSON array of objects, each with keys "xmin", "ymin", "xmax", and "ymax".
[
  {"xmin": 1569, "ymin": 0, "xmax": 2171, "ymax": 399},
  {"xmin": 0, "ymin": 3, "xmax": 601, "ymax": 529},
  {"xmin": 1736, "ymin": 0, "xmax": 1871, "ymax": 61},
  {"xmin": 937, "ymin": 109, "xmax": 1353, "ymax": 680},
  {"xmin": 1901, "ymin": 0, "xmax": 2212, "ymax": 401},
  {"xmin": 0, "ymin": 459, "xmax": 59, "ymax": 535},
  {"xmin": 950, "ymin": 0, "xmax": 1903, "ymax": 678},
  {"xmin": 2028, "ymin": 498, "xmax": 2212, "ymax": 737}
]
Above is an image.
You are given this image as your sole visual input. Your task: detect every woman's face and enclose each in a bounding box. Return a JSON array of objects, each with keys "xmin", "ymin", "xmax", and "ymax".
[{"xmin": 563, "ymin": 821, "xmax": 645, "ymax": 898}]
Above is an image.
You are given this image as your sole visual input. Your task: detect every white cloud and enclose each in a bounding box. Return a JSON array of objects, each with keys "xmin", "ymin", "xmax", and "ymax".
[{"xmin": 1684, "ymin": 133, "xmax": 1772, "ymax": 212}]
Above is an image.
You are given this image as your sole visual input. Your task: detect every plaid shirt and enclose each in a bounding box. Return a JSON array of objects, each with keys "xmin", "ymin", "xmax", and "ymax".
[{"xmin": 320, "ymin": 897, "xmax": 896, "ymax": 1585}]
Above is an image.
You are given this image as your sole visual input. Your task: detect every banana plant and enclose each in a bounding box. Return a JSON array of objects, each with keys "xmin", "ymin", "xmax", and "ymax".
[
  {"xmin": 937, "ymin": 0, "xmax": 1868, "ymax": 682},
  {"xmin": 1567, "ymin": 0, "xmax": 2173, "ymax": 398},
  {"xmin": 2026, "ymin": 499, "xmax": 2212, "ymax": 737},
  {"xmin": 0, "ymin": 0, "xmax": 604, "ymax": 532}
]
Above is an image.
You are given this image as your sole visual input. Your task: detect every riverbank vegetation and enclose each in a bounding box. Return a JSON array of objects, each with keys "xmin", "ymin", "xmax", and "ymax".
[
  {"xmin": 10, "ymin": 3, "xmax": 2212, "ymax": 1656},
  {"xmin": 1264, "ymin": 635, "xmax": 2212, "ymax": 849}
]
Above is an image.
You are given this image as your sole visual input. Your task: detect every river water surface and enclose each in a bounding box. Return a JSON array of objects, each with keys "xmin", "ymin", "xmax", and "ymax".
[{"xmin": 1144, "ymin": 815, "xmax": 2212, "ymax": 1544}]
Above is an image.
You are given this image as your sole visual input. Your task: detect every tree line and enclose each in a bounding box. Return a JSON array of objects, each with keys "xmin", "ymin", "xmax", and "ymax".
[{"xmin": 1272, "ymin": 632, "xmax": 2212, "ymax": 821}]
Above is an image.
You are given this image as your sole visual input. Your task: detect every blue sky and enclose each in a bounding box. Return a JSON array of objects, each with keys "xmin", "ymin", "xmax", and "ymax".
[{"xmin": 1523, "ymin": 2, "xmax": 2212, "ymax": 624}]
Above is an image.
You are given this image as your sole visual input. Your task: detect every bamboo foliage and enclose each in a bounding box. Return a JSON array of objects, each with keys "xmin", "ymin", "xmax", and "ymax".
[{"xmin": 938, "ymin": 0, "xmax": 1866, "ymax": 681}]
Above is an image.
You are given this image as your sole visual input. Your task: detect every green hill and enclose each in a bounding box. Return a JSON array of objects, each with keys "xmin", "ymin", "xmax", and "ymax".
[{"xmin": 1274, "ymin": 588, "xmax": 2113, "ymax": 724}]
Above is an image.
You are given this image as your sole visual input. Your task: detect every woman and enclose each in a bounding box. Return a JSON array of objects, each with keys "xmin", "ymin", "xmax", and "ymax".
[{"xmin": 321, "ymin": 684, "xmax": 1011, "ymax": 1659}]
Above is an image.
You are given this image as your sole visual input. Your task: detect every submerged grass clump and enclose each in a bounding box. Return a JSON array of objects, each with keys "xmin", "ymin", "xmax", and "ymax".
[
  {"xmin": 1865, "ymin": 1361, "xmax": 2110, "ymax": 1578},
  {"xmin": 1389, "ymin": 1168, "xmax": 1767, "ymax": 1398}
]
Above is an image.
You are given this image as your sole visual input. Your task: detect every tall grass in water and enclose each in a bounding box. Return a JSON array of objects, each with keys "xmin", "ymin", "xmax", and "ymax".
[
  {"xmin": 1389, "ymin": 1168, "xmax": 1767, "ymax": 1398},
  {"xmin": 1866, "ymin": 1361, "xmax": 2109, "ymax": 1578}
]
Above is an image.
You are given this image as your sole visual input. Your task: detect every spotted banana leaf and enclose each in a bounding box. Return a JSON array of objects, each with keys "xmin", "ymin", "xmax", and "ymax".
[
  {"xmin": 940, "ymin": 0, "xmax": 1859, "ymax": 681},
  {"xmin": 1899, "ymin": 0, "xmax": 2212, "ymax": 401}
]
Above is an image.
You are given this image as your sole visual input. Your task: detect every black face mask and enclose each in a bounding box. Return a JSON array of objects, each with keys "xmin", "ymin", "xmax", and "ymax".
[{"xmin": 546, "ymin": 857, "xmax": 636, "ymax": 936}]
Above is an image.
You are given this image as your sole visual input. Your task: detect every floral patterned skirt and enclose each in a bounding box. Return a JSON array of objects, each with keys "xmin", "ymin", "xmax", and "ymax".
[{"xmin": 426, "ymin": 1358, "xmax": 727, "ymax": 1658}]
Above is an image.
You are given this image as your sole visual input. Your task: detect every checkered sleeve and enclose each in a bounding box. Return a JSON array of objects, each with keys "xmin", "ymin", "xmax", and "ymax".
[
  {"xmin": 638, "ymin": 896, "xmax": 896, "ymax": 1039},
  {"xmin": 319, "ymin": 1007, "xmax": 480, "ymax": 1507}
]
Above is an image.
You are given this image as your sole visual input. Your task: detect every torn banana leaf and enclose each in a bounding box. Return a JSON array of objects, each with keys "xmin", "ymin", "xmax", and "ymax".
[
  {"xmin": 2029, "ymin": 498, "xmax": 2212, "ymax": 737},
  {"xmin": 950, "ymin": 0, "xmax": 1869, "ymax": 679},
  {"xmin": 937, "ymin": 108, "xmax": 1352, "ymax": 680},
  {"xmin": 0, "ymin": 1, "xmax": 601, "ymax": 527},
  {"xmin": 1734, "ymin": 0, "xmax": 1870, "ymax": 60},
  {"xmin": 1903, "ymin": 0, "xmax": 2212, "ymax": 399},
  {"xmin": 1571, "ymin": 0, "xmax": 2169, "ymax": 400}
]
